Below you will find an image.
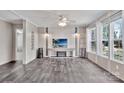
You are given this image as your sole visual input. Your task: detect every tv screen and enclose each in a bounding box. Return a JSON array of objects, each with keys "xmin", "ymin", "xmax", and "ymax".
[{"xmin": 53, "ymin": 39, "xmax": 67, "ymax": 48}]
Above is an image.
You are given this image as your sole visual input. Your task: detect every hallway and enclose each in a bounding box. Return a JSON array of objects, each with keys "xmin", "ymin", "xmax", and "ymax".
[{"xmin": 0, "ymin": 58, "xmax": 122, "ymax": 83}]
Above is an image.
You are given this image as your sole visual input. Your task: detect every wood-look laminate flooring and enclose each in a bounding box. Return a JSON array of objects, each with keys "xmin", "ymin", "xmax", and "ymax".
[{"xmin": 0, "ymin": 57, "xmax": 123, "ymax": 83}]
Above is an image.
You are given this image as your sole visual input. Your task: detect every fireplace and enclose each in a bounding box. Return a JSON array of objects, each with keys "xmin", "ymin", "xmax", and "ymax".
[{"xmin": 56, "ymin": 51, "xmax": 66, "ymax": 57}]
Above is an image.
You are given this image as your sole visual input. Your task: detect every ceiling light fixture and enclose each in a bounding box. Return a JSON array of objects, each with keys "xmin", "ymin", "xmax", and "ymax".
[
  {"xmin": 58, "ymin": 21, "xmax": 67, "ymax": 27},
  {"xmin": 58, "ymin": 15, "xmax": 68, "ymax": 27}
]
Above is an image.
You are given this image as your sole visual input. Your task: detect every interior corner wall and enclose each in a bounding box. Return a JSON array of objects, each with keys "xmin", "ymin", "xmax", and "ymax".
[
  {"xmin": 38, "ymin": 27, "xmax": 45, "ymax": 48},
  {"xmin": 79, "ymin": 27, "xmax": 86, "ymax": 48},
  {"xmin": 0, "ymin": 19, "xmax": 13, "ymax": 65},
  {"xmin": 38, "ymin": 27, "xmax": 46, "ymax": 57},
  {"xmin": 23, "ymin": 21, "xmax": 38, "ymax": 64}
]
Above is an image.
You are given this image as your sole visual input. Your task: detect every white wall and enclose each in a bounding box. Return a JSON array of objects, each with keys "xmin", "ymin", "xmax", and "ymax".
[
  {"xmin": 49, "ymin": 27, "xmax": 76, "ymax": 57},
  {"xmin": 38, "ymin": 27, "xmax": 46, "ymax": 57},
  {"xmin": 0, "ymin": 20, "xmax": 13, "ymax": 65},
  {"xmin": 87, "ymin": 52, "xmax": 124, "ymax": 81},
  {"xmin": 23, "ymin": 21, "xmax": 38, "ymax": 64},
  {"xmin": 79, "ymin": 26, "xmax": 86, "ymax": 48},
  {"xmin": 38, "ymin": 26, "xmax": 86, "ymax": 57},
  {"xmin": 87, "ymin": 10, "xmax": 124, "ymax": 81},
  {"xmin": 48, "ymin": 27, "xmax": 75, "ymax": 48}
]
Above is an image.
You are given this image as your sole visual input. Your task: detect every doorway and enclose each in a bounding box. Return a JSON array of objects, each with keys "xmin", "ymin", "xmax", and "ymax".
[{"xmin": 15, "ymin": 29, "xmax": 23, "ymax": 62}]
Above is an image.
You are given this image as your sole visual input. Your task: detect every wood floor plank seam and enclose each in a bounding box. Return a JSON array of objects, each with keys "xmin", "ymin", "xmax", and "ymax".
[{"xmin": 0, "ymin": 58, "xmax": 123, "ymax": 83}]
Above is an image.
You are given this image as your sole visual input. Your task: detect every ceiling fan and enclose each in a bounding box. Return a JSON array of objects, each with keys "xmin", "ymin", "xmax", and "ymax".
[{"xmin": 58, "ymin": 15, "xmax": 75, "ymax": 27}]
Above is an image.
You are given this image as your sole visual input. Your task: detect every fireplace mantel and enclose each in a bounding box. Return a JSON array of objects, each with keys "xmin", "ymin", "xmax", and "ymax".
[
  {"xmin": 48, "ymin": 48, "xmax": 75, "ymax": 57},
  {"xmin": 48, "ymin": 48, "xmax": 75, "ymax": 51}
]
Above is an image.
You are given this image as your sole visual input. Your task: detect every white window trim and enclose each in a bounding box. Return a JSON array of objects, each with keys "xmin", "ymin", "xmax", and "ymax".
[
  {"xmin": 111, "ymin": 59, "xmax": 124, "ymax": 64},
  {"xmin": 89, "ymin": 27, "xmax": 97, "ymax": 54},
  {"xmin": 87, "ymin": 11, "xmax": 124, "ymax": 64},
  {"xmin": 100, "ymin": 23, "xmax": 110, "ymax": 58},
  {"xmin": 110, "ymin": 18, "xmax": 123, "ymax": 62},
  {"xmin": 122, "ymin": 11, "xmax": 124, "ymax": 62},
  {"xmin": 100, "ymin": 16, "xmax": 124, "ymax": 63}
]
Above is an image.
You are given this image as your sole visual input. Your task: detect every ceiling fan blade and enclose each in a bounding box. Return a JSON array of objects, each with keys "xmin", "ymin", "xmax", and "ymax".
[{"xmin": 58, "ymin": 15, "xmax": 76, "ymax": 26}]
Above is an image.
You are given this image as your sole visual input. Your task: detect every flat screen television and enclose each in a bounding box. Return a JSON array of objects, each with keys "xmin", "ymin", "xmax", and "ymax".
[{"xmin": 53, "ymin": 39, "xmax": 67, "ymax": 48}]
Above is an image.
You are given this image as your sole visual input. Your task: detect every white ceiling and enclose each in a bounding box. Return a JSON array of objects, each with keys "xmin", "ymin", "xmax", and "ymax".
[
  {"xmin": 0, "ymin": 10, "xmax": 108, "ymax": 27},
  {"xmin": 0, "ymin": 10, "xmax": 22, "ymax": 24}
]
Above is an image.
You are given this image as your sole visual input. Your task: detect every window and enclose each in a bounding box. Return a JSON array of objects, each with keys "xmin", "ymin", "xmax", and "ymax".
[
  {"xmin": 112, "ymin": 18, "xmax": 123, "ymax": 61},
  {"xmin": 90, "ymin": 28, "xmax": 96, "ymax": 52},
  {"xmin": 102, "ymin": 23, "xmax": 109, "ymax": 57},
  {"xmin": 87, "ymin": 11, "xmax": 123, "ymax": 63}
]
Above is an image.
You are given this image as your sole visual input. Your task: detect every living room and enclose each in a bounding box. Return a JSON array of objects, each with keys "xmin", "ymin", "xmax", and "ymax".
[
  {"xmin": 1, "ymin": 0, "xmax": 124, "ymax": 92},
  {"xmin": 0, "ymin": 10, "xmax": 124, "ymax": 83}
]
